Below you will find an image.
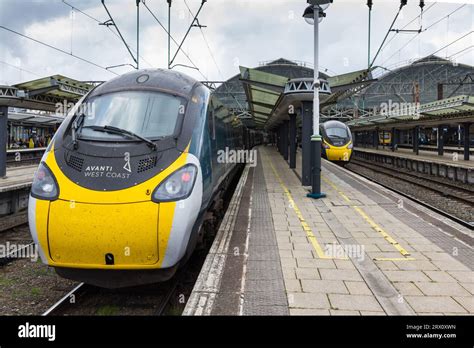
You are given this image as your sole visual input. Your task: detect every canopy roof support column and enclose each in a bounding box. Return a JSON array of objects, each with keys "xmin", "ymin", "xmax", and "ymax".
[
  {"xmin": 438, "ymin": 125, "xmax": 445, "ymax": 156},
  {"xmin": 289, "ymin": 114, "xmax": 297, "ymax": 169},
  {"xmin": 391, "ymin": 128, "xmax": 397, "ymax": 152},
  {"xmin": 0, "ymin": 106, "xmax": 7, "ymax": 178},
  {"xmin": 282, "ymin": 120, "xmax": 289, "ymax": 161},
  {"xmin": 301, "ymin": 102, "xmax": 312, "ymax": 186},
  {"xmin": 413, "ymin": 126, "xmax": 419, "ymax": 155},
  {"xmin": 277, "ymin": 126, "xmax": 282, "ymax": 154},
  {"xmin": 463, "ymin": 123, "xmax": 471, "ymax": 161},
  {"xmin": 373, "ymin": 129, "xmax": 378, "ymax": 149}
]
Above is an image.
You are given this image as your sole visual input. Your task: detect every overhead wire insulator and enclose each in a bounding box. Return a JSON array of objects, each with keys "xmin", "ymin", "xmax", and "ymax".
[{"xmin": 419, "ymin": 0, "xmax": 425, "ymax": 33}]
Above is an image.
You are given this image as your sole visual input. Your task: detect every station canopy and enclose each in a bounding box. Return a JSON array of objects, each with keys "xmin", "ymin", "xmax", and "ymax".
[
  {"xmin": 239, "ymin": 67, "xmax": 289, "ymax": 127},
  {"xmin": 8, "ymin": 111, "xmax": 64, "ymax": 126},
  {"xmin": 0, "ymin": 75, "xmax": 94, "ymax": 112},
  {"xmin": 346, "ymin": 95, "xmax": 474, "ymax": 129},
  {"xmin": 239, "ymin": 65, "xmax": 375, "ymax": 129}
]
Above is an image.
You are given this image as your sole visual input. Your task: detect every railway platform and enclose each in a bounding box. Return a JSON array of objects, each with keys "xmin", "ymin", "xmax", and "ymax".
[
  {"xmin": 184, "ymin": 146, "xmax": 473, "ymax": 316},
  {"xmin": 353, "ymin": 147, "xmax": 474, "ymax": 185},
  {"xmin": 355, "ymin": 147, "xmax": 474, "ymax": 167},
  {"xmin": 0, "ymin": 165, "xmax": 36, "ymax": 216},
  {"xmin": 0, "ymin": 165, "xmax": 36, "ymax": 193}
]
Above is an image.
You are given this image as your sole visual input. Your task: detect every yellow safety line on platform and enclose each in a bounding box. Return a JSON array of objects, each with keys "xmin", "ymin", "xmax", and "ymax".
[
  {"xmin": 268, "ymin": 161, "xmax": 347, "ymax": 260},
  {"xmin": 322, "ymin": 176, "xmax": 415, "ymax": 261}
]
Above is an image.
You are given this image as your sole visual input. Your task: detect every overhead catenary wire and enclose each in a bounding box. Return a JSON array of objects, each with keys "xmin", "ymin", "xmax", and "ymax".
[
  {"xmin": 141, "ymin": 1, "xmax": 207, "ymax": 80},
  {"xmin": 100, "ymin": 0, "xmax": 138, "ymax": 68},
  {"xmin": 380, "ymin": 2, "xmax": 437, "ymax": 53},
  {"xmin": 448, "ymin": 45, "xmax": 474, "ymax": 60},
  {"xmin": 61, "ymin": 0, "xmax": 153, "ymax": 68},
  {"xmin": 182, "ymin": 0, "xmax": 247, "ymax": 112},
  {"xmin": 183, "ymin": 0, "xmax": 223, "ymax": 79},
  {"xmin": 168, "ymin": 1, "xmax": 207, "ymax": 70},
  {"xmin": 379, "ymin": 3, "xmax": 468, "ymax": 68},
  {"xmin": 0, "ymin": 25, "xmax": 118, "ymax": 76},
  {"xmin": 427, "ymin": 31, "xmax": 473, "ymax": 58},
  {"xmin": 369, "ymin": 1, "xmax": 407, "ymax": 69},
  {"xmin": 0, "ymin": 59, "xmax": 42, "ymax": 78}
]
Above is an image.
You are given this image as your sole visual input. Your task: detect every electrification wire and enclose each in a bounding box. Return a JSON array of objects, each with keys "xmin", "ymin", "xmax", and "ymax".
[
  {"xmin": 369, "ymin": 2, "xmax": 407, "ymax": 69},
  {"xmin": 424, "ymin": 4, "xmax": 466, "ymax": 32},
  {"xmin": 379, "ymin": 3, "xmax": 468, "ymax": 68},
  {"xmin": 0, "ymin": 60, "xmax": 42, "ymax": 78},
  {"xmin": 183, "ymin": 0, "xmax": 223, "ymax": 79},
  {"xmin": 0, "ymin": 25, "xmax": 118, "ymax": 75},
  {"xmin": 428, "ymin": 31, "xmax": 473, "ymax": 57},
  {"xmin": 381, "ymin": 2, "xmax": 437, "ymax": 53},
  {"xmin": 448, "ymin": 45, "xmax": 474, "ymax": 59},
  {"xmin": 182, "ymin": 0, "xmax": 248, "ymax": 113},
  {"xmin": 141, "ymin": 1, "xmax": 207, "ymax": 79},
  {"xmin": 61, "ymin": 0, "xmax": 153, "ymax": 68}
]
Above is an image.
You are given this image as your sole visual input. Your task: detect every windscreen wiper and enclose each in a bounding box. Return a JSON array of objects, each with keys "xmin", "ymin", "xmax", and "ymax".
[
  {"xmin": 71, "ymin": 113, "xmax": 86, "ymax": 149},
  {"xmin": 82, "ymin": 125, "xmax": 157, "ymax": 150}
]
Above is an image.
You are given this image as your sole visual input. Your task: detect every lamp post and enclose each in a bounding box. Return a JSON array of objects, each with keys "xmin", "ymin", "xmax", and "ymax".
[{"xmin": 303, "ymin": 0, "xmax": 331, "ymax": 199}]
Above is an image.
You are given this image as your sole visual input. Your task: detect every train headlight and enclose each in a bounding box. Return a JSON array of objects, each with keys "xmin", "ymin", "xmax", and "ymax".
[
  {"xmin": 347, "ymin": 143, "xmax": 353, "ymax": 149},
  {"xmin": 31, "ymin": 162, "xmax": 59, "ymax": 200},
  {"xmin": 322, "ymin": 142, "xmax": 330, "ymax": 149},
  {"xmin": 152, "ymin": 164, "xmax": 197, "ymax": 202}
]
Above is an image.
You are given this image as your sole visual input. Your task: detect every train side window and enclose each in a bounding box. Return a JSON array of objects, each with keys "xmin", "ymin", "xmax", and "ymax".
[{"xmin": 208, "ymin": 100, "xmax": 216, "ymax": 140}]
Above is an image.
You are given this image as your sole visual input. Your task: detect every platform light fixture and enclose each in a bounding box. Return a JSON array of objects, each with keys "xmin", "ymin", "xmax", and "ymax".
[
  {"xmin": 302, "ymin": 5, "xmax": 326, "ymax": 24},
  {"xmin": 302, "ymin": 0, "xmax": 332, "ymax": 199}
]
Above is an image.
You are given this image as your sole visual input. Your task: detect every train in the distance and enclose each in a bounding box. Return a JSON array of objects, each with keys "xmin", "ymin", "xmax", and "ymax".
[
  {"xmin": 28, "ymin": 69, "xmax": 255, "ymax": 288},
  {"xmin": 321, "ymin": 120, "xmax": 353, "ymax": 164}
]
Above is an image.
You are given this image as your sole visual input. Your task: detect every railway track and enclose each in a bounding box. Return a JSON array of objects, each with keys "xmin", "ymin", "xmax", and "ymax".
[
  {"xmin": 0, "ymin": 212, "xmax": 29, "ymax": 233},
  {"xmin": 42, "ymin": 272, "xmax": 182, "ymax": 316},
  {"xmin": 346, "ymin": 159, "xmax": 474, "ymax": 229},
  {"xmin": 350, "ymin": 159, "xmax": 474, "ymax": 206},
  {"xmin": 0, "ymin": 221, "xmax": 34, "ymax": 266}
]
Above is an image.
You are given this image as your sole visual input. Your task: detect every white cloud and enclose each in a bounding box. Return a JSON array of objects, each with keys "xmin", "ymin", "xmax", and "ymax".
[{"xmin": 0, "ymin": 0, "xmax": 472, "ymax": 85}]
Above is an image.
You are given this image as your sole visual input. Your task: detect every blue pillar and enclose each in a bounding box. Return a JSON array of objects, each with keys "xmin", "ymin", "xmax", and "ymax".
[
  {"xmin": 463, "ymin": 122, "xmax": 471, "ymax": 161},
  {"xmin": 0, "ymin": 106, "xmax": 8, "ymax": 178},
  {"xmin": 289, "ymin": 114, "xmax": 297, "ymax": 169},
  {"xmin": 301, "ymin": 102, "xmax": 312, "ymax": 186},
  {"xmin": 282, "ymin": 120, "xmax": 289, "ymax": 161}
]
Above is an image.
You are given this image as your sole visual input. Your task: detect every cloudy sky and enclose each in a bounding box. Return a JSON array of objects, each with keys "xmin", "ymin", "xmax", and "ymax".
[{"xmin": 0, "ymin": 0, "xmax": 472, "ymax": 85}]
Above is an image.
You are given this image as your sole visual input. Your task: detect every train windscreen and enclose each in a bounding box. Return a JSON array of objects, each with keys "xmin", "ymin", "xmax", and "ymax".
[
  {"xmin": 326, "ymin": 126, "xmax": 349, "ymax": 139},
  {"xmin": 79, "ymin": 91, "xmax": 186, "ymax": 141}
]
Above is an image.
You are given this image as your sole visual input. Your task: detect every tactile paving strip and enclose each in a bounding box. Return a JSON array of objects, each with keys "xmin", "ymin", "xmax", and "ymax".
[
  {"xmin": 243, "ymin": 153, "xmax": 289, "ymax": 315},
  {"xmin": 324, "ymin": 162, "xmax": 473, "ymax": 270}
]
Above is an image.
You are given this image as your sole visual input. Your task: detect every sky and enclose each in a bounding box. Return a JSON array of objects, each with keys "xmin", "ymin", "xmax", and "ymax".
[{"xmin": 0, "ymin": 0, "xmax": 472, "ymax": 86}]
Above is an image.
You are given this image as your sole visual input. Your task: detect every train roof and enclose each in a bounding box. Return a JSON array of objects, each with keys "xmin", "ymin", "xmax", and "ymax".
[
  {"xmin": 322, "ymin": 120, "xmax": 348, "ymax": 128},
  {"xmin": 88, "ymin": 69, "xmax": 202, "ymax": 100}
]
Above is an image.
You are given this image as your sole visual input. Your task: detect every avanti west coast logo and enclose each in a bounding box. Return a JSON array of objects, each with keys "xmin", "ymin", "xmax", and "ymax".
[
  {"xmin": 18, "ymin": 322, "xmax": 56, "ymax": 341},
  {"xmin": 83, "ymin": 165, "xmax": 131, "ymax": 179},
  {"xmin": 217, "ymin": 147, "xmax": 257, "ymax": 167}
]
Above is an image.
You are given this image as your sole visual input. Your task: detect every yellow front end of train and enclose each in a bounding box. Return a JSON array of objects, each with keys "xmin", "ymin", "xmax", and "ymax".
[
  {"xmin": 321, "ymin": 120, "xmax": 353, "ymax": 164},
  {"xmin": 30, "ymin": 145, "xmax": 187, "ymax": 271},
  {"xmin": 322, "ymin": 141, "xmax": 353, "ymax": 162}
]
